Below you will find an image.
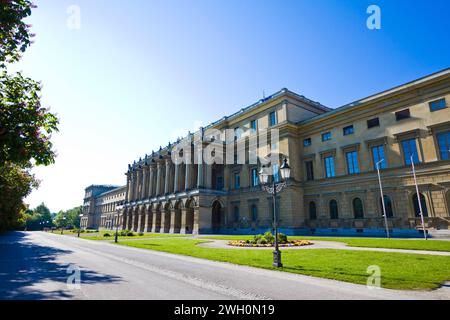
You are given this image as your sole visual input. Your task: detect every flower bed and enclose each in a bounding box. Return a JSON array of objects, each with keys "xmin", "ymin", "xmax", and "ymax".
[{"xmin": 228, "ymin": 239, "xmax": 312, "ymax": 248}]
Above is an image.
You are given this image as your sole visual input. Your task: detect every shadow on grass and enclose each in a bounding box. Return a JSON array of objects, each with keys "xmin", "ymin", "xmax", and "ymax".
[{"xmin": 0, "ymin": 232, "xmax": 122, "ymax": 300}]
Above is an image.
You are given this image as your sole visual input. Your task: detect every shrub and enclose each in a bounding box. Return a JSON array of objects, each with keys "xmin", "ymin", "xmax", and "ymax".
[
  {"xmin": 263, "ymin": 231, "xmax": 275, "ymax": 244},
  {"xmin": 80, "ymin": 229, "xmax": 85, "ymax": 233},
  {"xmin": 126, "ymin": 231, "xmax": 135, "ymax": 237},
  {"xmin": 257, "ymin": 238, "xmax": 268, "ymax": 245},
  {"xmin": 253, "ymin": 234, "xmax": 262, "ymax": 243},
  {"xmin": 138, "ymin": 232, "xmax": 144, "ymax": 236},
  {"xmin": 103, "ymin": 233, "xmax": 111, "ymax": 237},
  {"xmin": 277, "ymin": 233, "xmax": 288, "ymax": 244}
]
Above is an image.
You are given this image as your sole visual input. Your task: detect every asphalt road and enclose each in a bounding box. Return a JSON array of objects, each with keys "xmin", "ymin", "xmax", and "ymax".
[{"xmin": 0, "ymin": 231, "xmax": 449, "ymax": 300}]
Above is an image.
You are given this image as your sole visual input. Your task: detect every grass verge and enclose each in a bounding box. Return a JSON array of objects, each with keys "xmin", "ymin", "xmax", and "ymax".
[
  {"xmin": 117, "ymin": 238, "xmax": 450, "ymax": 290},
  {"xmin": 202, "ymin": 235, "xmax": 450, "ymax": 252}
]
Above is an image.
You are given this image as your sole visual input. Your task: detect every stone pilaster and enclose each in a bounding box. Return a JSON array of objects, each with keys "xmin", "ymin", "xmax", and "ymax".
[
  {"xmin": 164, "ymin": 159, "xmax": 172, "ymax": 194},
  {"xmin": 174, "ymin": 164, "xmax": 180, "ymax": 193},
  {"xmin": 148, "ymin": 165, "xmax": 156, "ymax": 197},
  {"xmin": 156, "ymin": 161, "xmax": 163, "ymax": 196}
]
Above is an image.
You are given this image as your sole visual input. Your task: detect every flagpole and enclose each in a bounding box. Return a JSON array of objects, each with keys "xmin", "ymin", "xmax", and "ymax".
[
  {"xmin": 376, "ymin": 160, "xmax": 390, "ymax": 239},
  {"xmin": 411, "ymin": 155, "xmax": 427, "ymax": 240}
]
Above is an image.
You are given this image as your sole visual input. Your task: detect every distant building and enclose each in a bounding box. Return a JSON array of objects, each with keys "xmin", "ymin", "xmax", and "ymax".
[
  {"xmin": 80, "ymin": 185, "xmax": 126, "ymax": 229},
  {"xmin": 81, "ymin": 68, "xmax": 450, "ymax": 236}
]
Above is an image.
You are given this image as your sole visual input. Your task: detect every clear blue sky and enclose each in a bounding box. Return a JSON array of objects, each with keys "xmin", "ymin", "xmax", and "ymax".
[{"xmin": 15, "ymin": 0, "xmax": 450, "ymax": 212}]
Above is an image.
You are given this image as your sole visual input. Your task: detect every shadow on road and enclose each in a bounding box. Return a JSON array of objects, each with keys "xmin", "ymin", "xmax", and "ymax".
[{"xmin": 0, "ymin": 232, "xmax": 122, "ymax": 300}]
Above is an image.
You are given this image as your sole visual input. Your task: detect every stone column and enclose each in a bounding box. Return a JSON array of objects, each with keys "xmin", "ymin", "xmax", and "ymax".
[
  {"xmin": 185, "ymin": 163, "xmax": 192, "ymax": 190},
  {"xmin": 151, "ymin": 208, "xmax": 158, "ymax": 233},
  {"xmin": 156, "ymin": 161, "xmax": 163, "ymax": 196},
  {"xmin": 180, "ymin": 209, "xmax": 187, "ymax": 234},
  {"xmin": 205, "ymin": 164, "xmax": 212, "ymax": 189},
  {"xmin": 141, "ymin": 168, "xmax": 147, "ymax": 199},
  {"xmin": 164, "ymin": 159, "xmax": 172, "ymax": 194},
  {"xmin": 197, "ymin": 163, "xmax": 204, "ymax": 189},
  {"xmin": 144, "ymin": 208, "xmax": 152, "ymax": 232},
  {"xmin": 136, "ymin": 170, "xmax": 142, "ymax": 201},
  {"xmin": 169, "ymin": 209, "xmax": 176, "ymax": 233},
  {"xmin": 173, "ymin": 164, "xmax": 180, "ymax": 193},
  {"xmin": 137, "ymin": 208, "xmax": 143, "ymax": 232},
  {"xmin": 148, "ymin": 165, "xmax": 155, "ymax": 198}
]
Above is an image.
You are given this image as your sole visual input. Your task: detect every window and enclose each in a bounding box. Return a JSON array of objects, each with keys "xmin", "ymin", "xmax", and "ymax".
[
  {"xmin": 367, "ymin": 118, "xmax": 380, "ymax": 129},
  {"xmin": 371, "ymin": 145, "xmax": 386, "ymax": 170},
  {"xmin": 343, "ymin": 125, "xmax": 354, "ymax": 136},
  {"xmin": 272, "ymin": 164, "xmax": 280, "ymax": 182},
  {"xmin": 412, "ymin": 193, "xmax": 428, "ymax": 217},
  {"xmin": 251, "ymin": 204, "xmax": 258, "ymax": 221},
  {"xmin": 437, "ymin": 131, "xmax": 450, "ymax": 160},
  {"xmin": 395, "ymin": 109, "xmax": 411, "ymax": 121},
  {"xmin": 234, "ymin": 173, "xmax": 240, "ymax": 189},
  {"xmin": 250, "ymin": 119, "xmax": 257, "ymax": 133},
  {"xmin": 250, "ymin": 168, "xmax": 258, "ymax": 187},
  {"xmin": 269, "ymin": 111, "xmax": 277, "ymax": 126},
  {"xmin": 346, "ymin": 151, "xmax": 360, "ymax": 174},
  {"xmin": 329, "ymin": 200, "xmax": 338, "ymax": 219},
  {"xmin": 322, "ymin": 132, "xmax": 331, "ymax": 141},
  {"xmin": 401, "ymin": 138, "xmax": 420, "ymax": 165},
  {"xmin": 233, "ymin": 206, "xmax": 240, "ymax": 222},
  {"xmin": 216, "ymin": 176, "xmax": 224, "ymax": 190},
  {"xmin": 309, "ymin": 202, "xmax": 317, "ymax": 220},
  {"xmin": 324, "ymin": 156, "xmax": 335, "ymax": 178},
  {"xmin": 380, "ymin": 195, "xmax": 394, "ymax": 218},
  {"xmin": 303, "ymin": 138, "xmax": 312, "ymax": 147},
  {"xmin": 353, "ymin": 198, "xmax": 364, "ymax": 219},
  {"xmin": 305, "ymin": 161, "xmax": 314, "ymax": 181},
  {"xmin": 429, "ymin": 98, "xmax": 446, "ymax": 112}
]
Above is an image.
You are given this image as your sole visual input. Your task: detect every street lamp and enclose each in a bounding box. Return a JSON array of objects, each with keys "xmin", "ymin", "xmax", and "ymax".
[
  {"xmin": 114, "ymin": 211, "xmax": 120, "ymax": 244},
  {"xmin": 61, "ymin": 216, "xmax": 67, "ymax": 235},
  {"xmin": 376, "ymin": 159, "xmax": 390, "ymax": 239},
  {"xmin": 259, "ymin": 158, "xmax": 291, "ymax": 268}
]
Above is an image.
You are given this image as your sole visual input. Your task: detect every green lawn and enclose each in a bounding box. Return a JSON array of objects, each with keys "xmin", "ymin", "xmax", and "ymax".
[
  {"xmin": 202, "ymin": 235, "xmax": 450, "ymax": 252},
  {"xmin": 55, "ymin": 230, "xmax": 188, "ymax": 240},
  {"xmin": 117, "ymin": 238, "xmax": 450, "ymax": 290}
]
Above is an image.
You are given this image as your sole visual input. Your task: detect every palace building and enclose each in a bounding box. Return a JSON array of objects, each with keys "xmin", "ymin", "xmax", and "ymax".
[{"xmin": 80, "ymin": 68, "xmax": 450, "ymax": 236}]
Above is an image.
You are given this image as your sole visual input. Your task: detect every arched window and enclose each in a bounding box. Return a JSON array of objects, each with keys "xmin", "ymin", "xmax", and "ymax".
[
  {"xmin": 329, "ymin": 200, "xmax": 338, "ymax": 219},
  {"xmin": 309, "ymin": 202, "xmax": 317, "ymax": 220},
  {"xmin": 250, "ymin": 204, "xmax": 258, "ymax": 221},
  {"xmin": 380, "ymin": 195, "xmax": 394, "ymax": 218},
  {"xmin": 233, "ymin": 206, "xmax": 240, "ymax": 222},
  {"xmin": 413, "ymin": 193, "xmax": 428, "ymax": 217},
  {"xmin": 353, "ymin": 198, "xmax": 364, "ymax": 219}
]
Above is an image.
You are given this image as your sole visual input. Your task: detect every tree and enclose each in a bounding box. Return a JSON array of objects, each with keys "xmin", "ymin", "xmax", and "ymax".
[
  {"xmin": 0, "ymin": 162, "xmax": 36, "ymax": 231},
  {"xmin": 0, "ymin": 71, "xmax": 59, "ymax": 166},
  {"xmin": 0, "ymin": 0, "xmax": 35, "ymax": 67},
  {"xmin": 53, "ymin": 206, "xmax": 82, "ymax": 229},
  {"xmin": 0, "ymin": 1, "xmax": 59, "ymax": 232},
  {"xmin": 23, "ymin": 203, "xmax": 53, "ymax": 231}
]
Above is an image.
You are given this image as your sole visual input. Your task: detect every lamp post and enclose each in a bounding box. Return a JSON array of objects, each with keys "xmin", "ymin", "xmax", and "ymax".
[
  {"xmin": 376, "ymin": 159, "xmax": 390, "ymax": 239},
  {"xmin": 114, "ymin": 211, "xmax": 120, "ymax": 243},
  {"xmin": 61, "ymin": 216, "xmax": 67, "ymax": 235},
  {"xmin": 259, "ymin": 158, "xmax": 291, "ymax": 268}
]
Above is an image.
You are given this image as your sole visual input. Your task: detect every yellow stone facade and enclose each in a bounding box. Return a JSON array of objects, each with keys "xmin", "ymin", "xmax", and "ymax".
[{"xmin": 81, "ymin": 68, "xmax": 450, "ymax": 236}]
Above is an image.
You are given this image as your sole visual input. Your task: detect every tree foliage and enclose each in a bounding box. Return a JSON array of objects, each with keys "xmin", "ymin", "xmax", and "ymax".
[
  {"xmin": 0, "ymin": 0, "xmax": 35, "ymax": 67},
  {"xmin": 0, "ymin": 71, "xmax": 59, "ymax": 166},
  {"xmin": 53, "ymin": 206, "xmax": 82, "ymax": 229},
  {"xmin": 0, "ymin": 162, "xmax": 37, "ymax": 232},
  {"xmin": 24, "ymin": 202, "xmax": 53, "ymax": 231},
  {"xmin": 0, "ymin": 1, "xmax": 59, "ymax": 232}
]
